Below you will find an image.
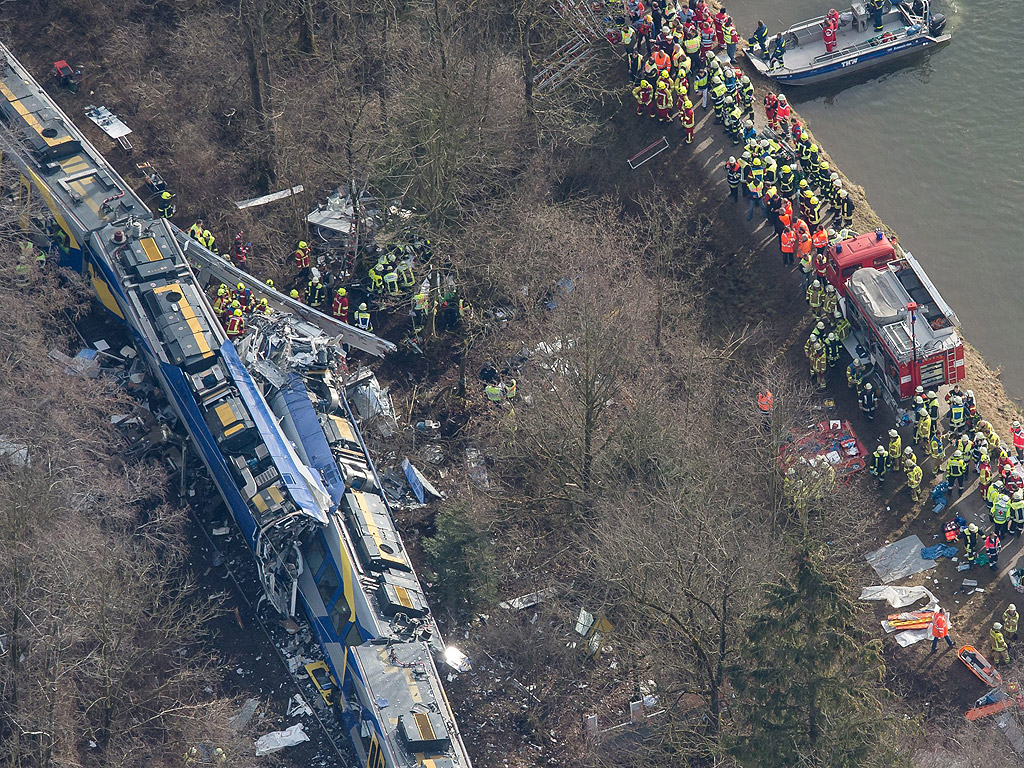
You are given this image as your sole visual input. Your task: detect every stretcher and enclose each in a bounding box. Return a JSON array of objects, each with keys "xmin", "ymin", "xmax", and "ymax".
[
  {"xmin": 884, "ymin": 610, "xmax": 934, "ymax": 630},
  {"xmin": 959, "ymin": 645, "xmax": 1002, "ymax": 687},
  {"xmin": 964, "ymin": 682, "xmax": 1023, "ymax": 721}
]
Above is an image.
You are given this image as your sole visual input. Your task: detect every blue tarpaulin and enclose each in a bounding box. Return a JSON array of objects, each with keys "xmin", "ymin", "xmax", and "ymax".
[{"xmin": 921, "ymin": 544, "xmax": 958, "ymax": 560}]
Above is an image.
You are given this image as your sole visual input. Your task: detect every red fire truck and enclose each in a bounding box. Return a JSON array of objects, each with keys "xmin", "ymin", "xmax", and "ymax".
[{"xmin": 825, "ymin": 231, "xmax": 965, "ymax": 403}]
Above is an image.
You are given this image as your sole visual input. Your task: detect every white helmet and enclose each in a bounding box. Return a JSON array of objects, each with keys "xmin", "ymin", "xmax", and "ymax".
[
  {"xmin": 729, "ymin": 155, "xmax": 736, "ymax": 163},
  {"xmin": 812, "ymin": 279, "xmax": 821, "ymax": 288},
  {"xmin": 966, "ymin": 389, "xmax": 974, "ymax": 398},
  {"xmin": 1010, "ymin": 604, "xmax": 1018, "ymax": 612},
  {"xmin": 864, "ymin": 382, "xmax": 872, "ymax": 390},
  {"xmin": 995, "ymin": 622, "xmax": 1003, "ymax": 631},
  {"xmin": 889, "ymin": 429, "xmax": 898, "ymax": 438},
  {"xmin": 778, "ymin": 94, "xmax": 788, "ymax": 104}
]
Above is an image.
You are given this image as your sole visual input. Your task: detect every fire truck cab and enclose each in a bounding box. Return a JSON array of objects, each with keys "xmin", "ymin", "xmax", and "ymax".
[{"xmin": 826, "ymin": 232, "xmax": 965, "ymax": 403}]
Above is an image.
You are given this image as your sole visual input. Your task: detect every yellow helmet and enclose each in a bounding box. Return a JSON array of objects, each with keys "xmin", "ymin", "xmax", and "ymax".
[
  {"xmin": 683, "ymin": 99, "xmax": 692, "ymax": 108},
  {"xmin": 337, "ymin": 287, "xmax": 347, "ymax": 296},
  {"xmin": 233, "ymin": 308, "xmax": 242, "ymax": 317},
  {"xmin": 236, "ymin": 282, "xmax": 245, "ymax": 292},
  {"xmin": 289, "ymin": 289, "xmax": 300, "ymax": 299},
  {"xmin": 259, "ymin": 297, "xmax": 268, "ymax": 306},
  {"xmin": 217, "ymin": 286, "xmax": 227, "ymax": 296},
  {"xmin": 298, "ymin": 241, "xmax": 308, "ymax": 249},
  {"xmin": 265, "ymin": 278, "xmax": 275, "ymax": 289},
  {"xmin": 230, "ymin": 300, "xmax": 240, "ymax": 309}
]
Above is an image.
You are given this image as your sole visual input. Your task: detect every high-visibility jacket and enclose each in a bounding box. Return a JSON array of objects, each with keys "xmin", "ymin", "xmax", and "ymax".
[
  {"xmin": 870, "ymin": 452, "xmax": 888, "ymax": 477},
  {"xmin": 710, "ymin": 83, "xmax": 727, "ymax": 103},
  {"xmin": 991, "ymin": 627, "xmax": 1008, "ymax": 653},
  {"xmin": 1005, "ymin": 608, "xmax": 1020, "ymax": 635},
  {"xmin": 950, "ymin": 404, "xmax": 966, "ymax": 429},
  {"xmin": 621, "ymin": 26, "xmax": 635, "ymax": 45},
  {"xmin": 906, "ymin": 464, "xmax": 922, "ymax": 489},
  {"xmin": 188, "ymin": 222, "xmax": 203, "ymax": 239},
  {"xmin": 652, "ymin": 50, "xmax": 671, "ymax": 71},
  {"xmin": 1011, "ymin": 499, "xmax": 1024, "ymax": 525},
  {"xmin": 931, "ymin": 612, "xmax": 948, "ymax": 638},
  {"xmin": 823, "ymin": 25, "xmax": 836, "ymax": 46},
  {"xmin": 823, "ymin": 291, "xmax": 838, "ymax": 316},
  {"xmin": 724, "ymin": 25, "xmax": 738, "ymax": 44},
  {"xmin": 485, "ymin": 384, "xmax": 504, "ymax": 402},
  {"xmin": 825, "ymin": 336, "xmax": 841, "ymax": 365},
  {"xmin": 1013, "ymin": 426, "xmax": 1024, "ymax": 450},
  {"xmin": 806, "ymin": 284, "xmax": 823, "ymax": 308},
  {"xmin": 915, "ymin": 414, "xmax": 931, "ymax": 443},
  {"xmin": 354, "ymin": 309, "xmax": 372, "ymax": 330},
  {"xmin": 945, "ymin": 456, "xmax": 966, "ymax": 478},
  {"xmin": 295, "ymin": 248, "xmax": 310, "ymax": 270},
  {"xmin": 840, "ymin": 196, "xmax": 855, "ymax": 222},
  {"xmin": 813, "ymin": 251, "xmax": 828, "ymax": 277},
  {"xmin": 747, "ymin": 179, "xmax": 763, "ymax": 198},
  {"xmin": 306, "ymin": 281, "xmax": 325, "ymax": 307},
  {"xmin": 780, "ymin": 229, "xmax": 796, "ymax": 253},
  {"xmin": 212, "ymin": 293, "xmax": 231, "ymax": 315},
  {"xmin": 860, "ymin": 389, "xmax": 877, "ymax": 412},
  {"xmin": 332, "ymin": 294, "xmax": 349, "ymax": 320},
  {"xmin": 964, "ymin": 528, "xmax": 979, "ymax": 554},
  {"xmin": 994, "ymin": 496, "xmax": 1011, "ymax": 524},
  {"xmin": 654, "ymin": 87, "xmax": 673, "ymax": 111},
  {"xmin": 847, "ymin": 363, "xmax": 863, "ymax": 389},
  {"xmin": 927, "ymin": 396, "xmax": 940, "ymax": 421},
  {"xmin": 726, "ymin": 162, "xmax": 741, "ymax": 188},
  {"xmin": 684, "ymin": 36, "xmax": 701, "ymax": 55},
  {"xmin": 811, "ymin": 229, "xmax": 828, "ymax": 250},
  {"xmin": 225, "ymin": 314, "xmax": 245, "ymax": 338},
  {"xmin": 810, "ymin": 347, "xmax": 827, "ymax": 374},
  {"xmin": 888, "ymin": 434, "xmax": 902, "ymax": 459},
  {"xmin": 634, "ymin": 84, "xmax": 654, "ymax": 106}
]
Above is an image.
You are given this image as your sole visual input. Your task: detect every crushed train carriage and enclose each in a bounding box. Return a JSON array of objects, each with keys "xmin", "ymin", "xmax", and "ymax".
[{"xmin": 0, "ymin": 39, "xmax": 471, "ymax": 768}]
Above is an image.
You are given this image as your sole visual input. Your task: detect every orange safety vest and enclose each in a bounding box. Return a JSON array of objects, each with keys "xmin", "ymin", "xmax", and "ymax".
[
  {"xmin": 795, "ymin": 218, "xmax": 811, "ymax": 239},
  {"xmin": 931, "ymin": 613, "xmax": 948, "ymax": 638},
  {"xmin": 757, "ymin": 391, "xmax": 774, "ymax": 413},
  {"xmin": 225, "ymin": 315, "xmax": 245, "ymax": 337},
  {"xmin": 811, "ymin": 229, "xmax": 828, "ymax": 249},
  {"xmin": 779, "ymin": 206, "xmax": 793, "ymax": 227},
  {"xmin": 653, "ymin": 50, "xmax": 671, "ymax": 71},
  {"xmin": 798, "ymin": 234, "xmax": 813, "ymax": 256},
  {"xmin": 776, "ymin": 103, "xmax": 791, "ymax": 120},
  {"xmin": 780, "ymin": 230, "xmax": 796, "ymax": 253}
]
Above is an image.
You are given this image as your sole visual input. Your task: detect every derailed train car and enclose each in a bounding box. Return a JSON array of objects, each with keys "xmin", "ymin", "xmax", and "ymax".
[{"xmin": 0, "ymin": 39, "xmax": 471, "ymax": 768}]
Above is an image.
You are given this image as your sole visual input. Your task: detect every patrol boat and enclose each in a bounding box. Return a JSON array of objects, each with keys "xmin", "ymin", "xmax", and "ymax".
[{"xmin": 747, "ymin": 0, "xmax": 949, "ymax": 86}]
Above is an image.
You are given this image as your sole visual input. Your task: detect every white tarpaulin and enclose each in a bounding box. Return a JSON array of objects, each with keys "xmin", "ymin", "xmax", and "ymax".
[
  {"xmin": 254, "ymin": 723, "xmax": 309, "ymax": 756},
  {"xmin": 894, "ymin": 628, "xmax": 932, "ymax": 647},
  {"xmin": 864, "ymin": 535, "xmax": 935, "ymax": 583},
  {"xmin": 859, "ymin": 585, "xmax": 937, "ymax": 609}
]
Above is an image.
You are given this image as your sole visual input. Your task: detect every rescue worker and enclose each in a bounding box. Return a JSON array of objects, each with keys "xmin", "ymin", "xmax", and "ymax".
[
  {"xmin": 949, "ymin": 396, "xmax": 967, "ymax": 435},
  {"xmin": 914, "ymin": 408, "xmax": 931, "ymax": 449},
  {"xmin": 775, "ymin": 93, "xmax": 791, "ymax": 131},
  {"xmin": 905, "ymin": 458, "xmax": 923, "ymax": 502},
  {"xmin": 693, "ymin": 66, "xmax": 709, "ymax": 109},
  {"xmin": 839, "ymin": 189, "xmax": 854, "ymax": 228},
  {"xmin": 332, "ymin": 287, "xmax": 349, "ymax": 322},
  {"xmin": 767, "ymin": 33, "xmax": 786, "ymax": 69},
  {"xmin": 724, "ymin": 22, "xmax": 739, "ymax": 62},
  {"xmin": 710, "ymin": 75, "xmax": 727, "ymax": 122},
  {"xmin": 289, "ymin": 289, "xmax": 300, "ymax": 299},
  {"xmin": 926, "ymin": 390, "xmax": 940, "ymax": 427},
  {"xmin": 680, "ymin": 99, "xmax": 695, "ymax": 144},
  {"xmin": 199, "ymin": 229, "xmax": 217, "ymax": 253},
  {"xmin": 833, "ymin": 308, "xmax": 851, "ymax": 340},
  {"xmin": 256, "ymin": 297, "xmax": 271, "ymax": 315},
  {"xmin": 485, "ymin": 381, "xmax": 505, "ymax": 404},
  {"xmin": 780, "ymin": 224, "xmax": 796, "ymax": 265},
  {"xmin": 763, "ymin": 91, "xmax": 778, "ymax": 130},
  {"xmin": 757, "ymin": 389, "xmax": 774, "ymax": 418},
  {"xmin": 887, "ymin": 429, "xmax": 902, "ymax": 467},
  {"xmin": 1012, "ymin": 420, "xmax": 1024, "ymax": 461},
  {"xmin": 157, "ymin": 190, "xmax": 175, "ymax": 218},
  {"xmin": 354, "ymin": 302, "xmax": 372, "ymax": 331},
  {"xmin": 963, "ymin": 522, "xmax": 980, "ymax": 562},
  {"xmin": 985, "ymin": 533, "xmax": 1001, "ymax": 573},
  {"xmin": 945, "ymin": 449, "xmax": 967, "ymax": 495},
  {"xmin": 778, "ymin": 164, "xmax": 796, "ymax": 198},
  {"xmin": 305, "ymin": 275, "xmax": 326, "ymax": 308},
  {"xmin": 859, "ymin": 381, "xmax": 876, "ymax": 421},
  {"xmin": 822, "ymin": 19, "xmax": 837, "ymax": 52},
  {"xmin": 739, "ymin": 75, "xmax": 754, "ymax": 119},
  {"xmin": 1004, "ymin": 604, "xmax": 1020, "ymax": 642},
  {"xmin": 294, "ymin": 241, "xmax": 312, "ymax": 277},
  {"xmin": 225, "ymin": 308, "xmax": 245, "ymax": 339},
  {"xmin": 1011, "ymin": 491, "xmax": 1024, "ymax": 537},
  {"xmin": 746, "ymin": 174, "xmax": 764, "ymax": 221},
  {"xmin": 627, "ymin": 49, "xmax": 643, "ymax": 84},
  {"xmin": 822, "ymin": 284, "xmax": 838, "ymax": 317},
  {"xmin": 991, "ymin": 622, "xmax": 1010, "ymax": 665},
  {"xmin": 993, "ymin": 493, "xmax": 1011, "ymax": 537},
  {"xmin": 869, "ymin": 446, "xmax": 889, "ymax": 485},
  {"xmin": 805, "ymin": 278, "xmax": 824, "ymax": 316},
  {"xmin": 824, "ymin": 332, "xmax": 841, "ymax": 369},
  {"xmin": 929, "ymin": 607, "xmax": 953, "ymax": 652},
  {"xmin": 188, "ymin": 220, "xmax": 204, "ymax": 239},
  {"xmin": 654, "ymin": 79, "xmax": 672, "ymax": 122},
  {"xmin": 212, "ymin": 284, "xmax": 231, "ymax": 316},
  {"xmin": 633, "ymin": 78, "xmax": 654, "ymax": 115},
  {"xmin": 902, "ymin": 446, "xmax": 918, "ymax": 475},
  {"xmin": 725, "ymin": 156, "xmax": 741, "ymax": 201},
  {"xmin": 748, "ymin": 20, "xmax": 769, "ymax": 55},
  {"xmin": 869, "ymin": 0, "xmax": 885, "ymax": 32},
  {"xmin": 810, "ymin": 341, "xmax": 827, "ymax": 390},
  {"xmin": 846, "ymin": 357, "xmax": 864, "ymax": 392},
  {"xmin": 412, "ymin": 291, "xmax": 428, "ymax": 332}
]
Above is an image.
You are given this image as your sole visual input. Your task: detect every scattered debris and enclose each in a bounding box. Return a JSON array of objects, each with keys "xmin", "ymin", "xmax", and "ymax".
[
  {"xmin": 254, "ymin": 723, "xmax": 310, "ymax": 756},
  {"xmin": 228, "ymin": 698, "xmax": 260, "ymax": 733},
  {"xmin": 234, "ymin": 184, "xmax": 304, "ymax": 210},
  {"xmin": 346, "ymin": 368, "xmax": 398, "ymax": 438},
  {"xmin": 402, "ymin": 458, "xmax": 443, "ymax": 503},
  {"xmin": 0, "ymin": 435, "xmax": 29, "ymax": 467},
  {"xmin": 499, "ymin": 586, "xmax": 563, "ymax": 611},
  {"xmin": 465, "ymin": 447, "xmax": 489, "ymax": 488},
  {"xmin": 859, "ymin": 584, "xmax": 936, "ymax": 609}
]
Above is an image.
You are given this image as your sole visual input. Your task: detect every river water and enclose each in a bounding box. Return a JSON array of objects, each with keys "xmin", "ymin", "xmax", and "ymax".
[{"xmin": 727, "ymin": 0, "xmax": 1024, "ymax": 398}]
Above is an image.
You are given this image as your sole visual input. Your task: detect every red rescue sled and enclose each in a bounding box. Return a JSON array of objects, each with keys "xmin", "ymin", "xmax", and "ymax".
[{"xmin": 959, "ymin": 645, "xmax": 1002, "ymax": 687}]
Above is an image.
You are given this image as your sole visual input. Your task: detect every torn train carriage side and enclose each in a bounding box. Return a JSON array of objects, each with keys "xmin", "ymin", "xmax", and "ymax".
[{"xmin": 0, "ymin": 40, "xmax": 472, "ymax": 768}]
